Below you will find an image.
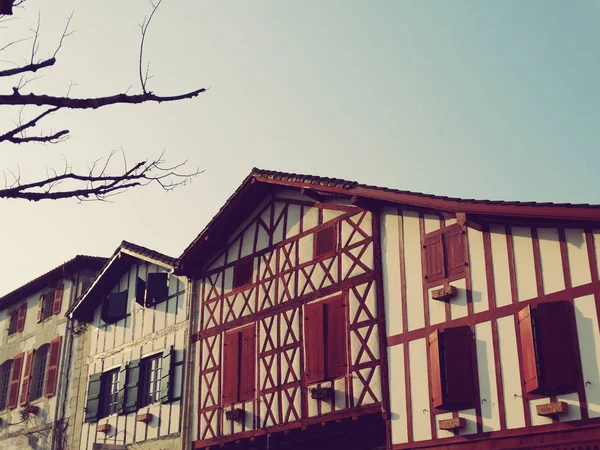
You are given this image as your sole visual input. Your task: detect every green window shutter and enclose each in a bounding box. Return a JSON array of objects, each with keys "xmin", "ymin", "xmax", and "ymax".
[
  {"xmin": 85, "ymin": 373, "xmax": 102, "ymax": 423},
  {"xmin": 124, "ymin": 360, "xmax": 141, "ymax": 414},
  {"xmin": 160, "ymin": 346, "xmax": 174, "ymax": 404},
  {"xmin": 117, "ymin": 364, "xmax": 128, "ymax": 415}
]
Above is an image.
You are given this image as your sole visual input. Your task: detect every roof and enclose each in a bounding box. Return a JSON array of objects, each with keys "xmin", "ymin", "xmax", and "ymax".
[
  {"xmin": 67, "ymin": 240, "xmax": 176, "ymax": 320},
  {"xmin": 177, "ymin": 167, "xmax": 600, "ymax": 274},
  {"xmin": 0, "ymin": 255, "xmax": 107, "ymax": 309}
]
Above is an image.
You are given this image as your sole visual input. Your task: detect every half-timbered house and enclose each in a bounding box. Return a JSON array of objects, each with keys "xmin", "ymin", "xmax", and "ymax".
[
  {"xmin": 178, "ymin": 168, "xmax": 600, "ymax": 450},
  {"xmin": 68, "ymin": 241, "xmax": 188, "ymax": 450},
  {"xmin": 0, "ymin": 255, "xmax": 106, "ymax": 450}
]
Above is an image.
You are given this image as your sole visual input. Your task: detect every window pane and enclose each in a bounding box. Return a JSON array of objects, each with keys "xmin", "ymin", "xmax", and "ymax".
[
  {"xmin": 0, "ymin": 362, "xmax": 12, "ymax": 410},
  {"xmin": 140, "ymin": 354, "xmax": 162, "ymax": 407},
  {"xmin": 101, "ymin": 369, "xmax": 120, "ymax": 417},
  {"xmin": 32, "ymin": 346, "xmax": 49, "ymax": 400}
]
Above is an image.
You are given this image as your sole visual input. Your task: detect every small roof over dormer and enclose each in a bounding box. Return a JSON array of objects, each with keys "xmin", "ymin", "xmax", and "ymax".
[
  {"xmin": 67, "ymin": 240, "xmax": 177, "ymax": 321},
  {"xmin": 176, "ymin": 167, "xmax": 600, "ymax": 275},
  {"xmin": 0, "ymin": 255, "xmax": 107, "ymax": 310}
]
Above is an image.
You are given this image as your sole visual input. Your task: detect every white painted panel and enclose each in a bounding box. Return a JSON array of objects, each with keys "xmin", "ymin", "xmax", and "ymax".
[
  {"xmin": 556, "ymin": 392, "xmax": 581, "ymax": 422},
  {"xmin": 474, "ymin": 321, "xmax": 500, "ymax": 432},
  {"xmin": 227, "ymin": 237, "xmax": 240, "ymax": 264},
  {"xmin": 574, "ymin": 295, "xmax": 600, "ymax": 418},
  {"xmin": 381, "ymin": 209, "xmax": 403, "ymax": 336},
  {"xmin": 566, "ymin": 228, "xmax": 591, "ymax": 287},
  {"xmin": 490, "ymin": 225, "xmax": 512, "ymax": 307},
  {"xmin": 496, "ymin": 316, "xmax": 525, "ymax": 429},
  {"xmin": 457, "ymin": 408, "xmax": 477, "ymax": 435},
  {"xmin": 408, "ymin": 338, "xmax": 431, "ymax": 441},
  {"xmin": 303, "ymin": 206, "xmax": 319, "ymax": 232},
  {"xmin": 537, "ymin": 228, "xmax": 565, "ymax": 295},
  {"xmin": 298, "ymin": 234, "xmax": 314, "ymax": 265},
  {"xmin": 468, "ymin": 227, "xmax": 489, "ymax": 314},
  {"xmin": 512, "ymin": 227, "xmax": 537, "ymax": 302},
  {"xmin": 445, "ymin": 218, "xmax": 457, "ymax": 227},
  {"xmin": 434, "ymin": 412, "xmax": 453, "ymax": 439},
  {"xmin": 388, "ymin": 345, "xmax": 408, "ymax": 444},
  {"xmin": 272, "ymin": 202, "xmax": 286, "ymax": 245},
  {"xmin": 449, "ymin": 278, "xmax": 468, "ymax": 320},
  {"xmin": 146, "ymin": 403, "xmax": 161, "ymax": 440},
  {"xmin": 403, "ymin": 211, "xmax": 425, "ymax": 331},
  {"xmin": 240, "ymin": 223, "xmax": 257, "ymax": 258},
  {"xmin": 427, "ymin": 284, "xmax": 445, "ymax": 326},
  {"xmin": 323, "ymin": 208, "xmax": 344, "ymax": 223},
  {"xmin": 286, "ymin": 204, "xmax": 302, "ymax": 237},
  {"xmin": 423, "ymin": 214, "xmax": 440, "ymax": 235},
  {"xmin": 334, "ymin": 377, "xmax": 346, "ymax": 411},
  {"xmin": 529, "ymin": 397, "xmax": 552, "ymax": 426}
]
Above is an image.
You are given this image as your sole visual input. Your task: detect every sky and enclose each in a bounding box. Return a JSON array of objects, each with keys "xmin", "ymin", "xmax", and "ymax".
[{"xmin": 1, "ymin": 1, "xmax": 600, "ymax": 295}]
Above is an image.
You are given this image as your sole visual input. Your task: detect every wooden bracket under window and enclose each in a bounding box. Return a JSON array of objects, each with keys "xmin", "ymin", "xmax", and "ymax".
[
  {"xmin": 438, "ymin": 417, "xmax": 465, "ymax": 432},
  {"xmin": 136, "ymin": 412, "xmax": 153, "ymax": 423},
  {"xmin": 432, "ymin": 285, "xmax": 458, "ymax": 302},
  {"xmin": 96, "ymin": 423, "xmax": 111, "ymax": 433},
  {"xmin": 310, "ymin": 386, "xmax": 334, "ymax": 400},
  {"xmin": 225, "ymin": 408, "xmax": 245, "ymax": 422},
  {"xmin": 536, "ymin": 401, "xmax": 568, "ymax": 417}
]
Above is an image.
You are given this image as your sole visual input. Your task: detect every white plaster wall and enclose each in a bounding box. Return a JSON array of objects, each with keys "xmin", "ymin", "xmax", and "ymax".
[
  {"xmin": 537, "ymin": 227, "xmax": 565, "ymax": 295},
  {"xmin": 511, "ymin": 226, "xmax": 537, "ymax": 302},
  {"xmin": 566, "ymin": 228, "xmax": 591, "ymax": 287},
  {"xmin": 490, "ymin": 225, "xmax": 512, "ymax": 308},
  {"xmin": 574, "ymin": 294, "xmax": 600, "ymax": 418},
  {"xmin": 474, "ymin": 321, "xmax": 500, "ymax": 432},
  {"xmin": 408, "ymin": 338, "xmax": 431, "ymax": 442},
  {"xmin": 403, "ymin": 211, "xmax": 424, "ymax": 331},
  {"xmin": 381, "ymin": 208, "xmax": 403, "ymax": 336},
  {"xmin": 496, "ymin": 315, "xmax": 525, "ymax": 429},
  {"xmin": 388, "ymin": 344, "xmax": 408, "ymax": 444},
  {"xmin": 469, "ymin": 227, "xmax": 489, "ymax": 314}
]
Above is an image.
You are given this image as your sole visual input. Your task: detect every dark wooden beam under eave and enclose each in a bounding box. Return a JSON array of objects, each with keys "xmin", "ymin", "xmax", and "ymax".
[{"xmin": 300, "ymin": 187, "xmax": 325, "ymax": 203}]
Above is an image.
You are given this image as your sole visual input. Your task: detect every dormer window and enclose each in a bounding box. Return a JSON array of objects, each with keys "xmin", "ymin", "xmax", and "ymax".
[{"xmin": 233, "ymin": 259, "xmax": 253, "ymax": 289}]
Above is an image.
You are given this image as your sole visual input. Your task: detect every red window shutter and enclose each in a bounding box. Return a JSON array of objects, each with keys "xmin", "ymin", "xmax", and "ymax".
[
  {"xmin": 536, "ymin": 301, "xmax": 578, "ymax": 393},
  {"xmin": 19, "ymin": 349, "xmax": 35, "ymax": 406},
  {"xmin": 52, "ymin": 283, "xmax": 64, "ymax": 315},
  {"xmin": 444, "ymin": 226, "xmax": 465, "ymax": 277},
  {"xmin": 443, "ymin": 326, "xmax": 475, "ymax": 408},
  {"xmin": 428, "ymin": 330, "xmax": 443, "ymax": 408},
  {"xmin": 16, "ymin": 303, "xmax": 27, "ymax": 332},
  {"xmin": 233, "ymin": 259, "xmax": 253, "ymax": 289},
  {"xmin": 8, "ymin": 352, "xmax": 24, "ymax": 409},
  {"xmin": 423, "ymin": 234, "xmax": 445, "ymax": 282},
  {"xmin": 315, "ymin": 225, "xmax": 336, "ymax": 258},
  {"xmin": 325, "ymin": 296, "xmax": 346, "ymax": 379},
  {"xmin": 304, "ymin": 301, "xmax": 325, "ymax": 382},
  {"xmin": 222, "ymin": 331, "xmax": 240, "ymax": 405},
  {"xmin": 518, "ymin": 305, "xmax": 539, "ymax": 394},
  {"xmin": 37, "ymin": 295, "xmax": 45, "ymax": 323},
  {"xmin": 239, "ymin": 326, "xmax": 256, "ymax": 402},
  {"xmin": 44, "ymin": 336, "xmax": 62, "ymax": 398}
]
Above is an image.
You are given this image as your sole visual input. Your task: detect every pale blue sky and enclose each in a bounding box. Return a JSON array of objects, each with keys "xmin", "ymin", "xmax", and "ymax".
[{"xmin": 1, "ymin": 1, "xmax": 599, "ymax": 295}]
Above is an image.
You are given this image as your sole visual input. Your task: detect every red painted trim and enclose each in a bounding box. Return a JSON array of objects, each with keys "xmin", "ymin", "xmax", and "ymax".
[{"xmin": 530, "ymin": 228, "xmax": 544, "ymax": 298}]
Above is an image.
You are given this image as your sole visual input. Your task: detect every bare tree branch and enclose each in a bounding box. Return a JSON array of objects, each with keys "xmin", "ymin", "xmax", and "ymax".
[
  {"xmin": 0, "ymin": 56, "xmax": 55, "ymax": 77},
  {"xmin": 0, "ymin": 106, "xmax": 63, "ymax": 143},
  {"xmin": 139, "ymin": 0, "xmax": 162, "ymax": 94},
  {"xmin": 0, "ymin": 150, "xmax": 203, "ymax": 201}
]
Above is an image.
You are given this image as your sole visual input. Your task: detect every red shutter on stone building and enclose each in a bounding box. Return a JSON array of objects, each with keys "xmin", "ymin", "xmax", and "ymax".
[
  {"xmin": 222, "ymin": 331, "xmax": 240, "ymax": 405},
  {"xmin": 19, "ymin": 349, "xmax": 34, "ymax": 406},
  {"xmin": 239, "ymin": 326, "xmax": 256, "ymax": 402},
  {"xmin": 16, "ymin": 303, "xmax": 27, "ymax": 332},
  {"xmin": 325, "ymin": 296, "xmax": 346, "ymax": 379},
  {"xmin": 8, "ymin": 352, "xmax": 24, "ymax": 409},
  {"xmin": 305, "ymin": 301, "xmax": 325, "ymax": 382},
  {"xmin": 44, "ymin": 336, "xmax": 62, "ymax": 398},
  {"xmin": 52, "ymin": 283, "xmax": 64, "ymax": 315},
  {"xmin": 518, "ymin": 305, "xmax": 539, "ymax": 394},
  {"xmin": 423, "ymin": 234, "xmax": 445, "ymax": 282}
]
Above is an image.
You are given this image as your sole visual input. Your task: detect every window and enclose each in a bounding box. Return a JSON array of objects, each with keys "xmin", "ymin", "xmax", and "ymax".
[
  {"xmin": 428, "ymin": 326, "xmax": 476, "ymax": 410},
  {"xmin": 100, "ymin": 369, "xmax": 120, "ymax": 418},
  {"xmin": 31, "ymin": 345, "xmax": 49, "ymax": 401},
  {"xmin": 0, "ymin": 361, "xmax": 12, "ymax": 410},
  {"xmin": 423, "ymin": 225, "xmax": 465, "ymax": 283},
  {"xmin": 8, "ymin": 310, "xmax": 18, "ymax": 335},
  {"xmin": 518, "ymin": 301, "xmax": 579, "ymax": 395},
  {"xmin": 232, "ymin": 259, "xmax": 253, "ymax": 289},
  {"xmin": 84, "ymin": 346, "xmax": 179, "ymax": 422},
  {"xmin": 139, "ymin": 354, "xmax": 162, "ymax": 407},
  {"xmin": 37, "ymin": 294, "xmax": 53, "ymax": 322},
  {"xmin": 314, "ymin": 225, "xmax": 337, "ymax": 258},
  {"xmin": 304, "ymin": 296, "xmax": 347, "ymax": 383},
  {"xmin": 222, "ymin": 325, "xmax": 256, "ymax": 405},
  {"xmin": 101, "ymin": 291, "xmax": 128, "ymax": 324},
  {"xmin": 135, "ymin": 273, "xmax": 170, "ymax": 307}
]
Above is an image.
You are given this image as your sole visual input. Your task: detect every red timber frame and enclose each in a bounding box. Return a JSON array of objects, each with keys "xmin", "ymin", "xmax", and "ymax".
[
  {"xmin": 193, "ymin": 194, "xmax": 390, "ymax": 449},
  {"xmin": 384, "ymin": 209, "xmax": 600, "ymax": 450}
]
